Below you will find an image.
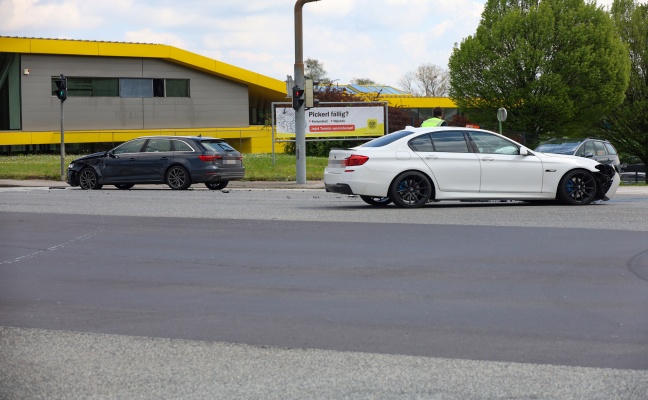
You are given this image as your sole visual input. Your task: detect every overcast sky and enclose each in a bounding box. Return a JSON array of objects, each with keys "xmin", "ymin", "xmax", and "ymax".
[{"xmin": 1, "ymin": 0, "xmax": 619, "ymax": 89}]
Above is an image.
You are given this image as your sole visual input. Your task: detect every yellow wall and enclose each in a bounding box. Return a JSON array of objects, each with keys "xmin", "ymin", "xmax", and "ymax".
[{"xmin": 0, "ymin": 127, "xmax": 279, "ymax": 153}]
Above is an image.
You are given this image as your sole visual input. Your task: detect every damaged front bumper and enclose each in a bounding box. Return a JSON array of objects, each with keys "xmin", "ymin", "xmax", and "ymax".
[{"xmin": 594, "ymin": 164, "xmax": 620, "ymax": 201}]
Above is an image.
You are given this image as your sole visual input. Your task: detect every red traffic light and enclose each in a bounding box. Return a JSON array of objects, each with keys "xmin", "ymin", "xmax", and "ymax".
[{"xmin": 292, "ymin": 85, "xmax": 304, "ymax": 110}]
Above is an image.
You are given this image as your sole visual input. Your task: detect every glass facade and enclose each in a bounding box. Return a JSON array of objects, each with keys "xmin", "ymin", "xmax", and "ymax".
[{"xmin": 0, "ymin": 53, "xmax": 21, "ymax": 130}]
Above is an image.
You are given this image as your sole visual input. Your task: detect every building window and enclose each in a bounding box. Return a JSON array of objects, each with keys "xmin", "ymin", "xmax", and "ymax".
[
  {"xmin": 62, "ymin": 78, "xmax": 119, "ymax": 97},
  {"xmin": 165, "ymin": 79, "xmax": 189, "ymax": 97},
  {"xmin": 120, "ymin": 78, "xmax": 153, "ymax": 98},
  {"xmin": 52, "ymin": 77, "xmax": 190, "ymax": 98},
  {"xmin": 153, "ymin": 79, "xmax": 165, "ymax": 97}
]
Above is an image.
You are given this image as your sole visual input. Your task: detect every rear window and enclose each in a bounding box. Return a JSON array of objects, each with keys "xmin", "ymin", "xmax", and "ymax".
[
  {"xmin": 200, "ymin": 140, "xmax": 237, "ymax": 152},
  {"xmin": 361, "ymin": 130, "xmax": 414, "ymax": 148}
]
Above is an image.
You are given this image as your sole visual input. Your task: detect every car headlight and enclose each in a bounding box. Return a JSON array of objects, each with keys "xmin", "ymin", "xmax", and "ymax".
[{"xmin": 68, "ymin": 163, "xmax": 74, "ymax": 169}]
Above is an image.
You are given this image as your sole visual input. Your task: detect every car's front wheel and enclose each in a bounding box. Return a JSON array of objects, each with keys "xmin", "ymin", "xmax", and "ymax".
[
  {"xmin": 205, "ymin": 181, "xmax": 229, "ymax": 190},
  {"xmin": 389, "ymin": 171, "xmax": 432, "ymax": 208},
  {"xmin": 360, "ymin": 195, "xmax": 392, "ymax": 206},
  {"xmin": 78, "ymin": 168, "xmax": 103, "ymax": 190},
  {"xmin": 557, "ymin": 169, "xmax": 597, "ymax": 205},
  {"xmin": 166, "ymin": 166, "xmax": 191, "ymax": 190}
]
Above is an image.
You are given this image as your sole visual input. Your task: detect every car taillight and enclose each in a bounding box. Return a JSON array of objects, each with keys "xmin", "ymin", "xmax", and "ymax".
[
  {"xmin": 199, "ymin": 154, "xmax": 223, "ymax": 161},
  {"xmin": 345, "ymin": 154, "xmax": 369, "ymax": 166}
]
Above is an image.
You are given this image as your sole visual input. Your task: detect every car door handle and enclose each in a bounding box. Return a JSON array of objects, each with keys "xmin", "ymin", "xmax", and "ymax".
[
  {"xmin": 482, "ymin": 157, "xmax": 495, "ymax": 161},
  {"xmin": 424, "ymin": 155, "xmax": 438, "ymax": 160}
]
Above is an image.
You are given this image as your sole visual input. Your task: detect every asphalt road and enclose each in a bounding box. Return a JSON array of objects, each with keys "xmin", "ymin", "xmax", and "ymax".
[{"xmin": 1, "ymin": 185, "xmax": 648, "ymax": 399}]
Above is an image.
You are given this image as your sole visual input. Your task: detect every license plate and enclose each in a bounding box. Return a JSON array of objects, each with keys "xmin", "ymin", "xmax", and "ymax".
[{"xmin": 328, "ymin": 159, "xmax": 345, "ymax": 168}]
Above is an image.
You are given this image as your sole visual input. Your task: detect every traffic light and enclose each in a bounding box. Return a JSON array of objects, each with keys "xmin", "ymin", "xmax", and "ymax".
[
  {"xmin": 292, "ymin": 85, "xmax": 304, "ymax": 110},
  {"xmin": 53, "ymin": 76, "xmax": 67, "ymax": 102},
  {"xmin": 304, "ymin": 79, "xmax": 320, "ymax": 109}
]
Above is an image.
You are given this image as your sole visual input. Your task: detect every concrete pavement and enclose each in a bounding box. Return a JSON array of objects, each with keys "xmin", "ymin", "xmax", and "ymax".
[{"xmin": 2, "ymin": 179, "xmax": 647, "ymax": 194}]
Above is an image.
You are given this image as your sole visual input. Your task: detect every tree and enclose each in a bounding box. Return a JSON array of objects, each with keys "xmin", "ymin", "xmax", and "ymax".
[
  {"xmin": 448, "ymin": 0, "xmax": 630, "ymax": 140},
  {"xmin": 398, "ymin": 64, "xmax": 449, "ymax": 96},
  {"xmin": 350, "ymin": 78, "xmax": 377, "ymax": 85},
  {"xmin": 598, "ymin": 0, "xmax": 648, "ymax": 181},
  {"xmin": 304, "ymin": 58, "xmax": 330, "ymax": 83}
]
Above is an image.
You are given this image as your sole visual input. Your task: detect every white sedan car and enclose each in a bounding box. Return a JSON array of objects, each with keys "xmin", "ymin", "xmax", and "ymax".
[{"xmin": 324, "ymin": 127, "xmax": 620, "ymax": 208}]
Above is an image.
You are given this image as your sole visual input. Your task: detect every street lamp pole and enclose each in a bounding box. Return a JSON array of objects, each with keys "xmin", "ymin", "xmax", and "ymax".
[{"xmin": 294, "ymin": 0, "xmax": 319, "ymax": 184}]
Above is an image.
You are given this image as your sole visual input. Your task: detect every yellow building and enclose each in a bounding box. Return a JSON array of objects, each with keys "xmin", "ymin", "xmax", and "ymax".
[{"xmin": 0, "ymin": 36, "xmax": 455, "ymax": 153}]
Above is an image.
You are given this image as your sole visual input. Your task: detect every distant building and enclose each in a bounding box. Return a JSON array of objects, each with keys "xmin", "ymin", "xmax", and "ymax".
[{"xmin": 0, "ymin": 36, "xmax": 456, "ymax": 153}]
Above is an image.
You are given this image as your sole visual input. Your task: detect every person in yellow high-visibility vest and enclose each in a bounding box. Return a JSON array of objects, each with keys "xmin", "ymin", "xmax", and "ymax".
[{"xmin": 421, "ymin": 107, "xmax": 447, "ymax": 127}]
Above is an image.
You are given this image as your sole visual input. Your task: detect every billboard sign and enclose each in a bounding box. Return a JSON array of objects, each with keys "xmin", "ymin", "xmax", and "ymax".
[{"xmin": 276, "ymin": 106, "xmax": 384, "ymax": 137}]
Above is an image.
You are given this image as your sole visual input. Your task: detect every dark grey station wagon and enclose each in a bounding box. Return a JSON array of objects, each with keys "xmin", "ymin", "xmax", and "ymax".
[{"xmin": 67, "ymin": 136, "xmax": 244, "ymax": 190}]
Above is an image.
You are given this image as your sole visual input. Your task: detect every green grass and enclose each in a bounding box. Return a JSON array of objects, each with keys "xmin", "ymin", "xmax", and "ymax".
[{"xmin": 0, "ymin": 153, "xmax": 328, "ymax": 181}]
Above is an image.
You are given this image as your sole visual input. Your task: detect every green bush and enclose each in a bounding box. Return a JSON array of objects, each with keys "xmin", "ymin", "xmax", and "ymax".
[{"xmin": 283, "ymin": 139, "xmax": 367, "ymax": 157}]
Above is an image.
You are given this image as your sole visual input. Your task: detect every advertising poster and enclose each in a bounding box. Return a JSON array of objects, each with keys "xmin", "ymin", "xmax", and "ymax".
[{"xmin": 276, "ymin": 106, "xmax": 385, "ymax": 137}]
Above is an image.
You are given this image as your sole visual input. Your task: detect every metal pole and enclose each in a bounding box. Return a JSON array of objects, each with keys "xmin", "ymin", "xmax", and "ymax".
[
  {"xmin": 294, "ymin": 0, "xmax": 319, "ymax": 184},
  {"xmin": 60, "ymin": 100, "xmax": 65, "ymax": 181}
]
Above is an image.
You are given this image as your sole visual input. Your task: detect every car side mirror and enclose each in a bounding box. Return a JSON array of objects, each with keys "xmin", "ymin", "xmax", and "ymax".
[
  {"xmin": 108, "ymin": 150, "xmax": 116, "ymax": 158},
  {"xmin": 584, "ymin": 152, "xmax": 594, "ymax": 158},
  {"xmin": 519, "ymin": 147, "xmax": 530, "ymax": 156}
]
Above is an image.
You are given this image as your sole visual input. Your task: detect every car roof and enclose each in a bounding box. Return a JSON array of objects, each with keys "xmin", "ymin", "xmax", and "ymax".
[
  {"xmin": 540, "ymin": 137, "xmax": 611, "ymax": 144},
  {"xmin": 135, "ymin": 135, "xmax": 225, "ymax": 141}
]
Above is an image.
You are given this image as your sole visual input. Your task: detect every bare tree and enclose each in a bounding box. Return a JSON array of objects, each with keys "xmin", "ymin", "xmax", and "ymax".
[
  {"xmin": 398, "ymin": 71, "xmax": 418, "ymax": 94},
  {"xmin": 399, "ymin": 64, "xmax": 450, "ymax": 96}
]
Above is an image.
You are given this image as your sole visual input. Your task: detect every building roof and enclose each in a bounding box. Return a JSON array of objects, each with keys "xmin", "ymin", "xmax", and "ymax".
[
  {"xmin": 341, "ymin": 84, "xmax": 410, "ymax": 96},
  {"xmin": 0, "ymin": 36, "xmax": 286, "ymax": 99}
]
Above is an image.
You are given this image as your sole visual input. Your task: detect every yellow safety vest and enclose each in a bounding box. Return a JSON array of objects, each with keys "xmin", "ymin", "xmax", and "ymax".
[{"xmin": 421, "ymin": 117, "xmax": 446, "ymax": 127}]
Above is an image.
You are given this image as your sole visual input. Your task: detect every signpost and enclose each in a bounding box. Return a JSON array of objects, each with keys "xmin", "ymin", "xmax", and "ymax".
[{"xmin": 497, "ymin": 107, "xmax": 507, "ymax": 135}]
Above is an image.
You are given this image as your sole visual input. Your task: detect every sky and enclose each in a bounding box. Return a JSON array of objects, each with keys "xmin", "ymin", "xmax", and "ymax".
[{"xmin": 1, "ymin": 0, "xmax": 620, "ymax": 90}]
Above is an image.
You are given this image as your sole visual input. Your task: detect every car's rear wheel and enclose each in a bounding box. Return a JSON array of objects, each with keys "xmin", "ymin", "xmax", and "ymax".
[
  {"xmin": 205, "ymin": 181, "xmax": 229, "ymax": 190},
  {"xmin": 557, "ymin": 169, "xmax": 597, "ymax": 205},
  {"xmin": 360, "ymin": 195, "xmax": 392, "ymax": 206},
  {"xmin": 389, "ymin": 171, "xmax": 432, "ymax": 208},
  {"xmin": 115, "ymin": 184, "xmax": 134, "ymax": 190},
  {"xmin": 79, "ymin": 168, "xmax": 102, "ymax": 190},
  {"xmin": 166, "ymin": 166, "xmax": 191, "ymax": 190}
]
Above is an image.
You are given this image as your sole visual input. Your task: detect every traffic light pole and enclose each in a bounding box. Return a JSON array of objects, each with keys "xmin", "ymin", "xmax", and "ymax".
[
  {"xmin": 60, "ymin": 100, "xmax": 65, "ymax": 181},
  {"xmin": 294, "ymin": 0, "xmax": 319, "ymax": 184},
  {"xmin": 55, "ymin": 74, "xmax": 67, "ymax": 181}
]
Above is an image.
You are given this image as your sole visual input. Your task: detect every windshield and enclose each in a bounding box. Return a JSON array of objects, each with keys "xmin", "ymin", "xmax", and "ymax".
[
  {"xmin": 361, "ymin": 130, "xmax": 414, "ymax": 148},
  {"xmin": 535, "ymin": 140, "xmax": 581, "ymax": 155}
]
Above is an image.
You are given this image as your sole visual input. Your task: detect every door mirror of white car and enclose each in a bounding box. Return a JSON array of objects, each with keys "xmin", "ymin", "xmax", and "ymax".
[{"xmin": 519, "ymin": 147, "xmax": 530, "ymax": 156}]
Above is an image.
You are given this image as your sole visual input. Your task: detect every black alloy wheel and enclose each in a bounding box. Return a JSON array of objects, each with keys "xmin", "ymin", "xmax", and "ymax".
[
  {"xmin": 78, "ymin": 168, "xmax": 103, "ymax": 190},
  {"xmin": 166, "ymin": 166, "xmax": 192, "ymax": 190},
  {"xmin": 205, "ymin": 181, "xmax": 229, "ymax": 190},
  {"xmin": 360, "ymin": 195, "xmax": 392, "ymax": 206},
  {"xmin": 557, "ymin": 169, "xmax": 597, "ymax": 205},
  {"xmin": 115, "ymin": 184, "xmax": 135, "ymax": 190},
  {"xmin": 388, "ymin": 171, "xmax": 433, "ymax": 208}
]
